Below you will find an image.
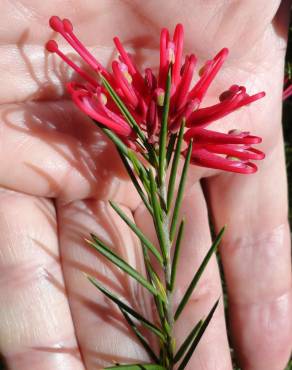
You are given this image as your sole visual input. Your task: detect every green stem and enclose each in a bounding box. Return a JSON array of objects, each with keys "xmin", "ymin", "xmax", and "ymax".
[{"xmin": 158, "ymin": 173, "xmax": 175, "ymax": 369}]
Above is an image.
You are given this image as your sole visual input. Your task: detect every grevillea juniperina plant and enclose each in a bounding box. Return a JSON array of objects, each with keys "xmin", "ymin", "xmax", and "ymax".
[{"xmin": 45, "ymin": 16, "xmax": 265, "ymax": 369}]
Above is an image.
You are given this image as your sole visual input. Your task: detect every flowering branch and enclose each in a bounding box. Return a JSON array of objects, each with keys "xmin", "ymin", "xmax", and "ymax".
[{"xmin": 45, "ymin": 16, "xmax": 265, "ymax": 369}]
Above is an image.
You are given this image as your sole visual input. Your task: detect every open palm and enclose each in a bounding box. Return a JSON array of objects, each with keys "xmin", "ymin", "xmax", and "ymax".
[{"xmin": 0, "ymin": 1, "xmax": 291, "ymax": 369}]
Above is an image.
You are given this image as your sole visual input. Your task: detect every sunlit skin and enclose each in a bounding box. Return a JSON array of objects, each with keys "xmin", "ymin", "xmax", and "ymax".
[{"xmin": 0, "ymin": 1, "xmax": 291, "ymax": 369}]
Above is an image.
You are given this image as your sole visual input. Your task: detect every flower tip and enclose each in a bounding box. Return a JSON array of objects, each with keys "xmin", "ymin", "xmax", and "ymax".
[
  {"xmin": 160, "ymin": 27, "xmax": 170, "ymax": 43},
  {"xmin": 252, "ymin": 91, "xmax": 266, "ymax": 101},
  {"xmin": 227, "ymin": 159, "xmax": 258, "ymax": 174},
  {"xmin": 45, "ymin": 40, "xmax": 58, "ymax": 53},
  {"xmin": 215, "ymin": 48, "xmax": 229, "ymax": 62},
  {"xmin": 244, "ymin": 163, "xmax": 258, "ymax": 174},
  {"xmin": 259, "ymin": 91, "xmax": 266, "ymax": 98},
  {"xmin": 113, "ymin": 36, "xmax": 119, "ymax": 44},
  {"xmin": 49, "ymin": 15, "xmax": 64, "ymax": 32},
  {"xmin": 174, "ymin": 23, "xmax": 184, "ymax": 35},
  {"xmin": 63, "ymin": 18, "xmax": 73, "ymax": 32},
  {"xmin": 247, "ymin": 91, "xmax": 266, "ymax": 105},
  {"xmin": 253, "ymin": 136, "xmax": 262, "ymax": 144},
  {"xmin": 216, "ymin": 47, "xmax": 229, "ymax": 62}
]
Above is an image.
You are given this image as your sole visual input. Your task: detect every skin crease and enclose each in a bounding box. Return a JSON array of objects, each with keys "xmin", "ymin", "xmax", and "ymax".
[{"xmin": 0, "ymin": 0, "xmax": 291, "ymax": 369}]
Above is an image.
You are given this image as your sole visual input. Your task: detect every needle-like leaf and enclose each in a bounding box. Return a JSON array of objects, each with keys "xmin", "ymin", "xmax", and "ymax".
[
  {"xmin": 158, "ymin": 67, "xmax": 172, "ymax": 184},
  {"xmin": 117, "ymin": 150, "xmax": 152, "ymax": 214},
  {"xmin": 148, "ymin": 169, "xmax": 167, "ymax": 260},
  {"xmin": 169, "ymin": 140, "xmax": 192, "ymax": 242},
  {"xmin": 97, "ymin": 124, "xmax": 128, "ymax": 155},
  {"xmin": 170, "ymin": 218, "xmax": 185, "ymax": 291},
  {"xmin": 174, "ymin": 227, "xmax": 225, "ymax": 321},
  {"xmin": 109, "ymin": 201, "xmax": 163, "ymax": 265},
  {"xmin": 177, "ymin": 300, "xmax": 220, "ymax": 370},
  {"xmin": 127, "ymin": 151, "xmax": 150, "ymax": 192},
  {"xmin": 87, "ymin": 276, "xmax": 165, "ymax": 340},
  {"xmin": 173, "ymin": 320, "xmax": 203, "ymax": 363},
  {"xmin": 99, "ymin": 126, "xmax": 149, "ymax": 188},
  {"xmin": 100, "ymin": 74, "xmax": 157, "ymax": 165},
  {"xmin": 167, "ymin": 119, "xmax": 185, "ymax": 211},
  {"xmin": 166, "ymin": 133, "xmax": 177, "ymax": 167},
  {"xmin": 120, "ymin": 309, "xmax": 160, "ymax": 363},
  {"xmin": 100, "ymin": 75, "xmax": 146, "ymax": 142},
  {"xmin": 87, "ymin": 234, "xmax": 158, "ymax": 296},
  {"xmin": 142, "ymin": 245, "xmax": 166, "ymax": 322}
]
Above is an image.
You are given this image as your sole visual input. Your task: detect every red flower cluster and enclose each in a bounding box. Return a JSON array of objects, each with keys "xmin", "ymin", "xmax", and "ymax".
[{"xmin": 46, "ymin": 16, "xmax": 265, "ymax": 174}]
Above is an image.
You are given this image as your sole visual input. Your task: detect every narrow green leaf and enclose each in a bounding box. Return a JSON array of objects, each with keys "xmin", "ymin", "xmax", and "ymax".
[
  {"xmin": 100, "ymin": 75, "xmax": 157, "ymax": 166},
  {"xmin": 142, "ymin": 245, "xmax": 166, "ymax": 323},
  {"xmin": 170, "ymin": 218, "xmax": 185, "ymax": 291},
  {"xmin": 151, "ymin": 272, "xmax": 167, "ymax": 304},
  {"xmin": 99, "ymin": 125, "xmax": 129, "ymax": 156},
  {"xmin": 87, "ymin": 235, "xmax": 158, "ymax": 296},
  {"xmin": 166, "ymin": 133, "xmax": 177, "ymax": 167},
  {"xmin": 177, "ymin": 300, "xmax": 220, "ymax": 370},
  {"xmin": 127, "ymin": 151, "xmax": 150, "ymax": 192},
  {"xmin": 141, "ymin": 245, "xmax": 155, "ymax": 283},
  {"xmin": 100, "ymin": 126, "xmax": 148, "ymax": 187},
  {"xmin": 117, "ymin": 150, "xmax": 152, "ymax": 214},
  {"xmin": 148, "ymin": 169, "xmax": 167, "ymax": 260},
  {"xmin": 87, "ymin": 276, "xmax": 164, "ymax": 340},
  {"xmin": 173, "ymin": 320, "xmax": 203, "ymax": 363},
  {"xmin": 120, "ymin": 309, "xmax": 159, "ymax": 363},
  {"xmin": 105, "ymin": 364, "xmax": 166, "ymax": 369},
  {"xmin": 169, "ymin": 140, "xmax": 193, "ymax": 242},
  {"xmin": 158, "ymin": 67, "xmax": 172, "ymax": 183},
  {"xmin": 174, "ymin": 227, "xmax": 225, "ymax": 321},
  {"xmin": 100, "ymin": 75, "xmax": 146, "ymax": 142},
  {"xmin": 109, "ymin": 201, "xmax": 163, "ymax": 265},
  {"xmin": 167, "ymin": 120, "xmax": 185, "ymax": 211}
]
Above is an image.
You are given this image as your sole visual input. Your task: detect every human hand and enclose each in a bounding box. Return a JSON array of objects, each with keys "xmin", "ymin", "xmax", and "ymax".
[{"xmin": 0, "ymin": 1, "xmax": 291, "ymax": 369}]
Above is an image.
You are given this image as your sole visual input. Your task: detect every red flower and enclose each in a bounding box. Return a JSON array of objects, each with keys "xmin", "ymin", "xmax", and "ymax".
[
  {"xmin": 46, "ymin": 16, "xmax": 265, "ymax": 174},
  {"xmin": 184, "ymin": 129, "xmax": 265, "ymax": 174},
  {"xmin": 186, "ymin": 85, "xmax": 265, "ymax": 128}
]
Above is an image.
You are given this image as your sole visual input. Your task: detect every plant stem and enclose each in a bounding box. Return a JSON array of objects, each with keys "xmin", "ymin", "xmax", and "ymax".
[{"xmin": 158, "ymin": 173, "xmax": 175, "ymax": 369}]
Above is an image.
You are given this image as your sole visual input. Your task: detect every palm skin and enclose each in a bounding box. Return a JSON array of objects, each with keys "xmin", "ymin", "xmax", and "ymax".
[{"xmin": 0, "ymin": 1, "xmax": 291, "ymax": 369}]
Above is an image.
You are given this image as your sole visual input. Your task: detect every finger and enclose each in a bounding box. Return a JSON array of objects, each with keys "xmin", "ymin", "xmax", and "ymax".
[
  {"xmin": 204, "ymin": 137, "xmax": 292, "ymax": 369},
  {"xmin": 57, "ymin": 199, "xmax": 153, "ymax": 369},
  {"xmin": 0, "ymin": 189, "xmax": 84, "ymax": 370},
  {"xmin": 134, "ymin": 183, "xmax": 233, "ymax": 369},
  {"xmin": 0, "ymin": 101, "xmax": 139, "ymax": 208},
  {"xmin": 0, "ymin": 1, "xmax": 282, "ymax": 105}
]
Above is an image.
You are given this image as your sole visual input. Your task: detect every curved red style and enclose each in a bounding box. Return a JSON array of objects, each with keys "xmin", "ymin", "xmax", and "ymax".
[{"xmin": 46, "ymin": 16, "xmax": 265, "ymax": 174}]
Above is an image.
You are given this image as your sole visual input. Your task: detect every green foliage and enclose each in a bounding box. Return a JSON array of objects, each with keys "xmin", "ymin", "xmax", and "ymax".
[
  {"xmin": 174, "ymin": 319, "xmax": 203, "ymax": 363},
  {"xmin": 109, "ymin": 201, "xmax": 163, "ymax": 265},
  {"xmin": 86, "ymin": 67, "xmax": 220, "ymax": 369},
  {"xmin": 174, "ymin": 227, "xmax": 225, "ymax": 321},
  {"xmin": 159, "ymin": 68, "xmax": 172, "ymax": 183},
  {"xmin": 169, "ymin": 140, "xmax": 193, "ymax": 242},
  {"xmin": 87, "ymin": 235, "xmax": 158, "ymax": 296},
  {"xmin": 119, "ymin": 309, "xmax": 160, "ymax": 362},
  {"xmin": 170, "ymin": 219, "xmax": 185, "ymax": 291},
  {"xmin": 87, "ymin": 276, "xmax": 165, "ymax": 340},
  {"xmin": 167, "ymin": 120, "xmax": 186, "ymax": 210},
  {"xmin": 176, "ymin": 300, "xmax": 220, "ymax": 370}
]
